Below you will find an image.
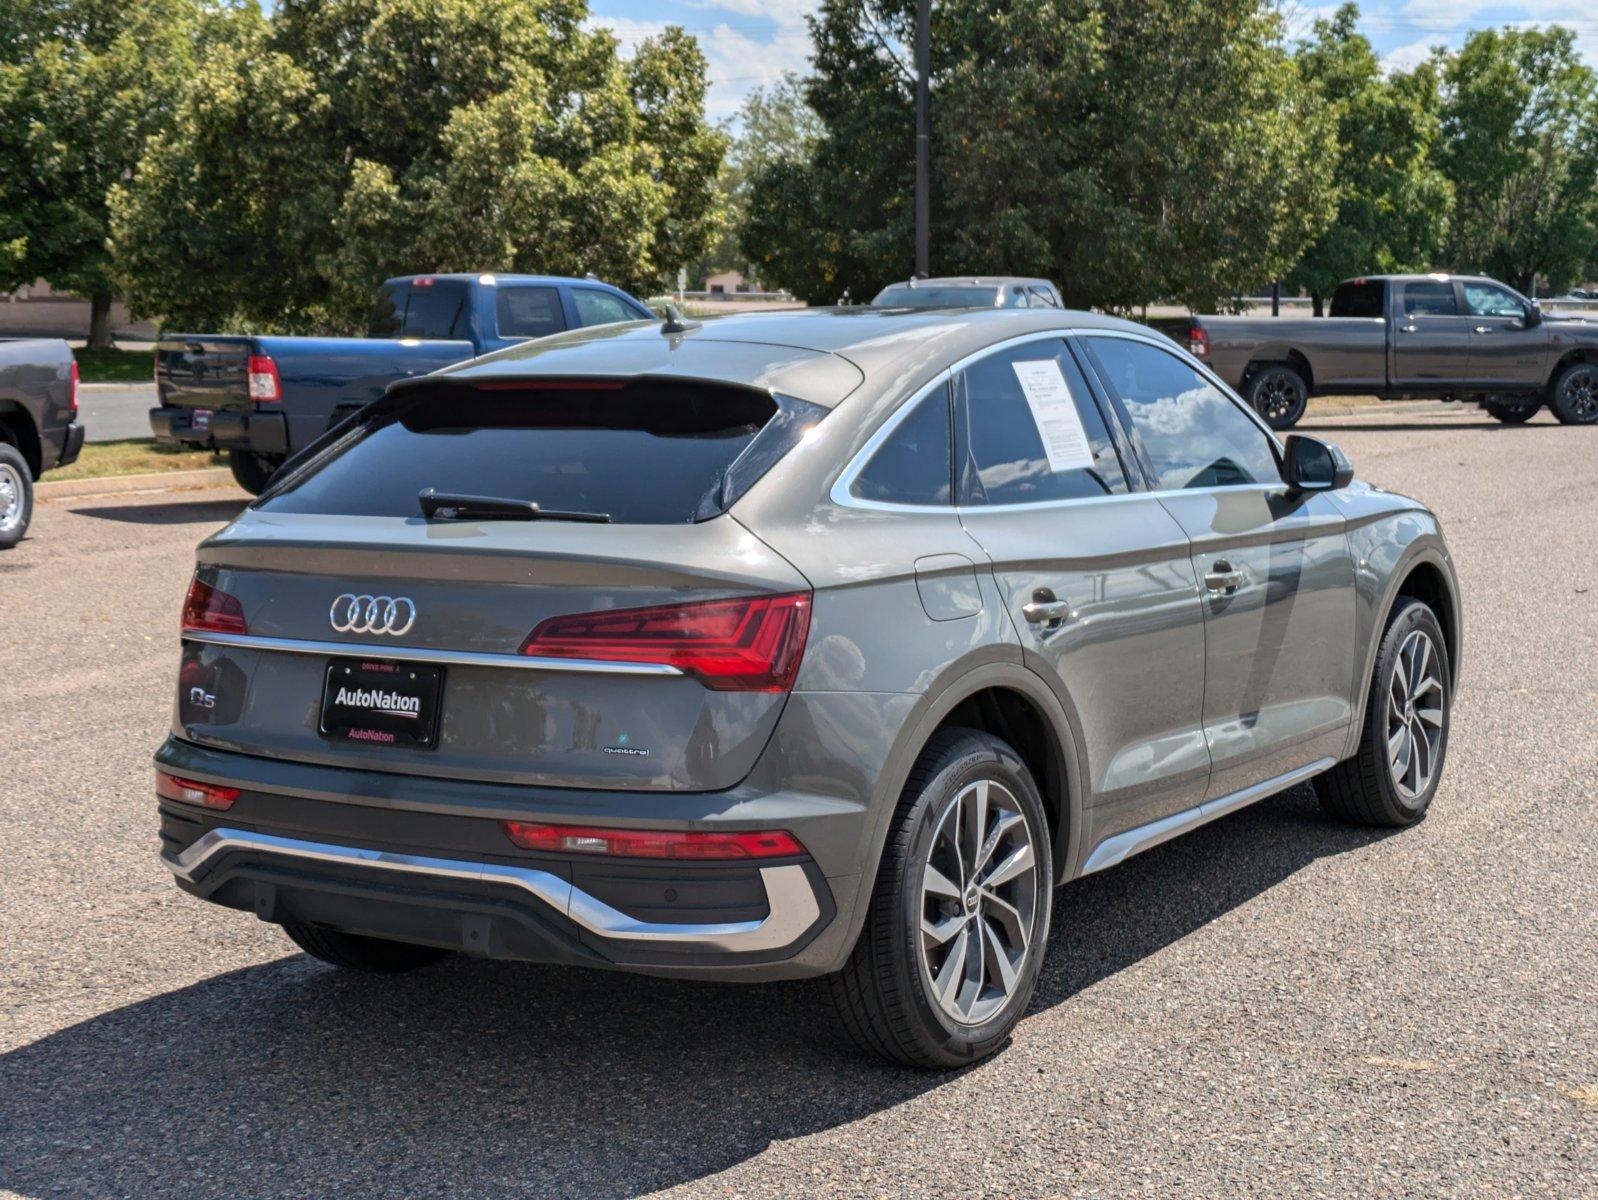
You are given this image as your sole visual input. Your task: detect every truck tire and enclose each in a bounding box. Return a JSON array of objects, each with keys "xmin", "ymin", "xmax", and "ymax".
[
  {"xmin": 282, "ymin": 923, "xmax": 451, "ymax": 972},
  {"xmin": 1245, "ymin": 365, "xmax": 1308, "ymax": 430},
  {"xmin": 826, "ymin": 728, "xmax": 1052, "ymax": 1068},
  {"xmin": 1482, "ymin": 398, "xmax": 1540, "ymax": 423},
  {"xmin": 1547, "ymin": 360, "xmax": 1598, "ymax": 425},
  {"xmin": 228, "ymin": 450, "xmax": 283, "ymax": 495},
  {"xmin": 0, "ymin": 442, "xmax": 33, "ymax": 550}
]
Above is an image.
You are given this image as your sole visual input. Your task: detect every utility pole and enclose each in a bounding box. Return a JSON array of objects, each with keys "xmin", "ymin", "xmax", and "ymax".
[{"xmin": 914, "ymin": 0, "xmax": 930, "ymax": 278}]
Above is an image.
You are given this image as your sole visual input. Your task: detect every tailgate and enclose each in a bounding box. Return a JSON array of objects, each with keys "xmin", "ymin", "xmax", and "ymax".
[{"xmin": 156, "ymin": 336, "xmax": 252, "ymax": 410}]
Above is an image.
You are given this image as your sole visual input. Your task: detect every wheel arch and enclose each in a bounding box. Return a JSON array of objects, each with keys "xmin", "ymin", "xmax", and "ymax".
[
  {"xmin": 0, "ymin": 399, "xmax": 43, "ymax": 478},
  {"xmin": 1243, "ymin": 348, "xmax": 1315, "ymax": 394},
  {"xmin": 1545, "ymin": 346, "xmax": 1591, "ymax": 392}
]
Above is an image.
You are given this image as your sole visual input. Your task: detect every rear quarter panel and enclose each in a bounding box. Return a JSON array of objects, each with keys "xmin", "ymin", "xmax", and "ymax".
[
  {"xmin": 0, "ymin": 338, "xmax": 74, "ymax": 473},
  {"xmin": 1198, "ymin": 316, "xmax": 1388, "ymax": 392}
]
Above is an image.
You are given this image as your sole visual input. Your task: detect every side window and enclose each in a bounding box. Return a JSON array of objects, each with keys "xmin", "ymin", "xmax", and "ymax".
[
  {"xmin": 572, "ymin": 288, "xmax": 641, "ymax": 327},
  {"xmin": 956, "ymin": 339, "xmax": 1127, "ymax": 505},
  {"xmin": 1084, "ymin": 337, "xmax": 1278, "ymax": 491},
  {"xmin": 496, "ymin": 286, "xmax": 567, "ymax": 339},
  {"xmin": 1462, "ymin": 282, "xmax": 1525, "ymax": 319},
  {"xmin": 1403, "ymin": 282, "xmax": 1458, "ymax": 316},
  {"xmin": 851, "ymin": 387, "xmax": 952, "ymax": 505}
]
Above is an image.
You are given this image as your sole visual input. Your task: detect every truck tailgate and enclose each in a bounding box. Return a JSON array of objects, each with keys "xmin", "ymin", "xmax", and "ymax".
[{"xmin": 156, "ymin": 337, "xmax": 252, "ymax": 410}]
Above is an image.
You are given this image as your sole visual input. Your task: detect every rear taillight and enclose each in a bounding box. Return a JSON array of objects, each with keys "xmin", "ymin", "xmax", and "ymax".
[
  {"xmin": 501, "ymin": 822, "xmax": 805, "ymax": 860},
  {"xmin": 1188, "ymin": 324, "xmax": 1210, "ymax": 358},
  {"xmin": 520, "ymin": 592, "xmax": 812, "ymax": 692},
  {"xmin": 156, "ymin": 770, "xmax": 238, "ymax": 810},
  {"xmin": 247, "ymin": 354, "xmax": 282, "ymax": 403},
  {"xmin": 68, "ymin": 358, "xmax": 79, "ymax": 415},
  {"xmin": 181, "ymin": 575, "xmax": 247, "ymax": 634}
]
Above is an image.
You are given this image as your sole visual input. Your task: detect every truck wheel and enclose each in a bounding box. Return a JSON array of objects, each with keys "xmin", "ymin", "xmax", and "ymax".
[
  {"xmin": 1482, "ymin": 398, "xmax": 1540, "ymax": 423},
  {"xmin": 1245, "ymin": 365, "xmax": 1308, "ymax": 430},
  {"xmin": 228, "ymin": 451, "xmax": 283, "ymax": 495},
  {"xmin": 0, "ymin": 443, "xmax": 34, "ymax": 550},
  {"xmin": 282, "ymin": 923, "xmax": 451, "ymax": 972},
  {"xmin": 1548, "ymin": 361, "xmax": 1598, "ymax": 425},
  {"xmin": 826, "ymin": 728, "xmax": 1052, "ymax": 1068}
]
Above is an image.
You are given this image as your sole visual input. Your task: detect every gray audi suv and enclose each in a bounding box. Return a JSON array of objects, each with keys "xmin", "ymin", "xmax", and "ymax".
[{"xmin": 157, "ymin": 307, "xmax": 1460, "ymax": 1067}]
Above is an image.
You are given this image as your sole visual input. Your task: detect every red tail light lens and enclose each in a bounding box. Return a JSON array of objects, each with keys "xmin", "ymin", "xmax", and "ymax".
[
  {"xmin": 1188, "ymin": 324, "xmax": 1210, "ymax": 358},
  {"xmin": 247, "ymin": 354, "xmax": 282, "ymax": 403},
  {"xmin": 156, "ymin": 770, "xmax": 239, "ymax": 810},
  {"xmin": 520, "ymin": 592, "xmax": 812, "ymax": 692},
  {"xmin": 69, "ymin": 358, "xmax": 80, "ymax": 414},
  {"xmin": 501, "ymin": 822, "xmax": 805, "ymax": 860},
  {"xmin": 181, "ymin": 575, "xmax": 247, "ymax": 634}
]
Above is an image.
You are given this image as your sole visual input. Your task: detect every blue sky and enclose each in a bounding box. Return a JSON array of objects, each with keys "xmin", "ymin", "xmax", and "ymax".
[{"xmin": 587, "ymin": 1, "xmax": 1598, "ymax": 123}]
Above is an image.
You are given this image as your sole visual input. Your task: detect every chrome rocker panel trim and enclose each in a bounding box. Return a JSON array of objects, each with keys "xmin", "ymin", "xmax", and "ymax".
[
  {"xmin": 182, "ymin": 630, "xmax": 684, "ymax": 677},
  {"xmin": 163, "ymin": 828, "xmax": 820, "ymax": 954},
  {"xmin": 1081, "ymin": 757, "xmax": 1337, "ymax": 875}
]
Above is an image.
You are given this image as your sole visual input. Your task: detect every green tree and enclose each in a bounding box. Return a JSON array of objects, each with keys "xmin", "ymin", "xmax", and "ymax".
[
  {"xmin": 1435, "ymin": 26, "xmax": 1598, "ymax": 295},
  {"xmin": 1286, "ymin": 5, "xmax": 1452, "ymax": 314},
  {"xmin": 0, "ymin": 0, "xmax": 207, "ymax": 347},
  {"xmin": 743, "ymin": 0, "xmax": 1338, "ymax": 310},
  {"xmin": 110, "ymin": 0, "xmax": 724, "ymax": 332}
]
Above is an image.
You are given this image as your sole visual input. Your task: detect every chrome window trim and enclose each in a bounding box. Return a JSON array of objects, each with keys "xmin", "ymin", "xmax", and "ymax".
[
  {"xmin": 182, "ymin": 630, "xmax": 685, "ymax": 676},
  {"xmin": 828, "ymin": 368, "xmax": 956, "ymax": 513}
]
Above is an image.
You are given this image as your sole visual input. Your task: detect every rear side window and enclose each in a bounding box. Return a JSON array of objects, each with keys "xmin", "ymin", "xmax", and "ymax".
[
  {"xmin": 572, "ymin": 289, "xmax": 642, "ymax": 327},
  {"xmin": 366, "ymin": 281, "xmax": 469, "ymax": 340},
  {"xmin": 259, "ymin": 382, "xmax": 819, "ymax": 524},
  {"xmin": 1330, "ymin": 280, "xmax": 1383, "ymax": 318},
  {"xmin": 496, "ymin": 286, "xmax": 567, "ymax": 339},
  {"xmin": 1402, "ymin": 282, "xmax": 1458, "ymax": 316},
  {"xmin": 956, "ymin": 339, "xmax": 1127, "ymax": 504},
  {"xmin": 851, "ymin": 388, "xmax": 952, "ymax": 505}
]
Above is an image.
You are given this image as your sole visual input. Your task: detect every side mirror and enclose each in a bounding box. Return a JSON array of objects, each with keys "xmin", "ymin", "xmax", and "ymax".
[
  {"xmin": 1525, "ymin": 300, "xmax": 1543, "ymax": 328},
  {"xmin": 1282, "ymin": 434, "xmax": 1354, "ymax": 492}
]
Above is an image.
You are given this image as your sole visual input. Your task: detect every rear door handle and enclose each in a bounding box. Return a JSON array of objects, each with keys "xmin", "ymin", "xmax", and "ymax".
[
  {"xmin": 1399, "ymin": 323, "xmax": 1418, "ymax": 333},
  {"xmin": 1021, "ymin": 592, "xmax": 1071, "ymax": 625},
  {"xmin": 1474, "ymin": 325, "xmax": 1492, "ymax": 334},
  {"xmin": 1203, "ymin": 562, "xmax": 1246, "ymax": 594}
]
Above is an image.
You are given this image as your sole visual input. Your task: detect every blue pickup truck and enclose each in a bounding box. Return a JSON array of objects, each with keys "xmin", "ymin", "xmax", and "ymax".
[{"xmin": 149, "ymin": 273, "xmax": 654, "ymax": 492}]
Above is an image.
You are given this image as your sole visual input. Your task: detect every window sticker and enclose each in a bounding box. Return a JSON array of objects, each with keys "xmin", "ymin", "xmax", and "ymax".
[{"xmin": 1010, "ymin": 359, "xmax": 1096, "ymax": 473}]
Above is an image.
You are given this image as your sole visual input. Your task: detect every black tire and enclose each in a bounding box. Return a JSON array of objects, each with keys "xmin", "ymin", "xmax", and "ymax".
[
  {"xmin": 1315, "ymin": 599, "xmax": 1451, "ymax": 828},
  {"xmin": 827, "ymin": 728, "xmax": 1053, "ymax": 1069},
  {"xmin": 282, "ymin": 923, "xmax": 451, "ymax": 972},
  {"xmin": 1547, "ymin": 360, "xmax": 1598, "ymax": 425},
  {"xmin": 0, "ymin": 441, "xmax": 34, "ymax": 550},
  {"xmin": 228, "ymin": 450, "xmax": 283, "ymax": 495},
  {"xmin": 1244, "ymin": 365, "xmax": 1309, "ymax": 430},
  {"xmin": 1482, "ymin": 398, "xmax": 1540, "ymax": 424}
]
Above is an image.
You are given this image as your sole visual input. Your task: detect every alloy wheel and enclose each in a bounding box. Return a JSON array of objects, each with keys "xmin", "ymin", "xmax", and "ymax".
[
  {"xmin": 1386, "ymin": 629, "xmax": 1445, "ymax": 801},
  {"xmin": 1562, "ymin": 367, "xmax": 1598, "ymax": 420},
  {"xmin": 919, "ymin": 778, "xmax": 1039, "ymax": 1025},
  {"xmin": 0, "ymin": 461, "xmax": 23, "ymax": 535}
]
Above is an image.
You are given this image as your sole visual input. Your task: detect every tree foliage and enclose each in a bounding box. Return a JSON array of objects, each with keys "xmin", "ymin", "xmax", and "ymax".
[
  {"xmin": 742, "ymin": 0, "xmax": 1339, "ymax": 310},
  {"xmin": 1434, "ymin": 26, "xmax": 1598, "ymax": 294},
  {"xmin": 1286, "ymin": 5, "xmax": 1452, "ymax": 311},
  {"xmin": 109, "ymin": 0, "xmax": 725, "ymax": 332}
]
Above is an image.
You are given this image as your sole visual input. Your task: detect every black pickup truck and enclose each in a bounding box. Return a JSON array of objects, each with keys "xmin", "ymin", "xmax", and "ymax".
[
  {"xmin": 0, "ymin": 338, "xmax": 84, "ymax": 548},
  {"xmin": 1184, "ymin": 274, "xmax": 1598, "ymax": 429}
]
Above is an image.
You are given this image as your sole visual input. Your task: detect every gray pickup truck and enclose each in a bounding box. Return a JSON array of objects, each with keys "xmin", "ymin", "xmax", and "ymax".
[
  {"xmin": 0, "ymin": 338, "xmax": 84, "ymax": 548},
  {"xmin": 1183, "ymin": 274, "xmax": 1598, "ymax": 429}
]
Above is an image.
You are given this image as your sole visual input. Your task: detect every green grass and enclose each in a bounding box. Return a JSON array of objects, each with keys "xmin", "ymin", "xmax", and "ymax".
[
  {"xmin": 72, "ymin": 347, "xmax": 155, "ymax": 384},
  {"xmin": 46, "ymin": 438, "xmax": 224, "ymax": 482}
]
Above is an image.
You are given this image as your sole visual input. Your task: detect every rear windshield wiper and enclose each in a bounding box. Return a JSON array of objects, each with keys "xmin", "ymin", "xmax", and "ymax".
[{"xmin": 418, "ymin": 489, "xmax": 611, "ymax": 524}]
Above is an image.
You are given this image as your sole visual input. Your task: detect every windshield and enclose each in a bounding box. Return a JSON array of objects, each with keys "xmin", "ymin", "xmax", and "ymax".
[{"xmin": 872, "ymin": 284, "xmax": 1000, "ymax": 308}]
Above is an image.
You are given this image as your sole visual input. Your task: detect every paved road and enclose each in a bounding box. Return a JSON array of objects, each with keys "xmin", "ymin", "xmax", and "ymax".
[
  {"xmin": 78, "ymin": 382, "xmax": 156, "ymax": 443},
  {"xmin": 1, "ymin": 407, "xmax": 1593, "ymax": 1198}
]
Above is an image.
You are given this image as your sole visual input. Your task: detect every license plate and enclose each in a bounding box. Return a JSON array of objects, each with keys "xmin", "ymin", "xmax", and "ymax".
[
  {"xmin": 191, "ymin": 408, "xmax": 212, "ymax": 431},
  {"xmin": 319, "ymin": 658, "xmax": 444, "ymax": 749}
]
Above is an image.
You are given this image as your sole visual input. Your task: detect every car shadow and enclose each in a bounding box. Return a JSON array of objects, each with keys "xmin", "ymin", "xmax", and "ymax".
[
  {"xmin": 66, "ymin": 497, "xmax": 249, "ymax": 525},
  {"xmin": 1, "ymin": 784, "xmax": 1388, "ymax": 1199},
  {"xmin": 1298, "ymin": 419, "xmax": 1548, "ymax": 433}
]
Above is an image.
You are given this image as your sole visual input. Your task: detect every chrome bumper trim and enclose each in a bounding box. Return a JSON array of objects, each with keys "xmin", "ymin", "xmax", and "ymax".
[
  {"xmin": 163, "ymin": 828, "xmax": 820, "ymax": 953},
  {"xmin": 181, "ymin": 630, "xmax": 684, "ymax": 677}
]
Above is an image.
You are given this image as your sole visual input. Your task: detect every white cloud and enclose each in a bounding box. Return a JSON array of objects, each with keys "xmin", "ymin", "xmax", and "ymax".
[{"xmin": 1380, "ymin": 38, "xmax": 1436, "ymax": 74}]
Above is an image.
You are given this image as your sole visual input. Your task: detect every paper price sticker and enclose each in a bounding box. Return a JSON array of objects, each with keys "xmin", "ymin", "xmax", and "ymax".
[{"xmin": 1010, "ymin": 359, "xmax": 1096, "ymax": 473}]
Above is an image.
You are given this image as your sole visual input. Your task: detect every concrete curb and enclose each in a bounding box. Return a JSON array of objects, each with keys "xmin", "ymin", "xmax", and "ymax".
[
  {"xmin": 1304, "ymin": 400, "xmax": 1475, "ymax": 419},
  {"xmin": 37, "ymin": 467, "xmax": 235, "ymax": 499}
]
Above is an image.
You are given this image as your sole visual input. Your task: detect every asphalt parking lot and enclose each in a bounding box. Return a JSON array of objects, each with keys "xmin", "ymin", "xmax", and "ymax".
[{"xmin": 1, "ymin": 405, "xmax": 1593, "ymax": 1198}]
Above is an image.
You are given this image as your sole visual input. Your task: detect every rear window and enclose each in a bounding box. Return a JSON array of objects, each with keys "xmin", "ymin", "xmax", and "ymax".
[
  {"xmin": 1329, "ymin": 280, "xmax": 1384, "ymax": 318},
  {"xmin": 258, "ymin": 381, "xmax": 824, "ymax": 524},
  {"xmin": 872, "ymin": 284, "xmax": 999, "ymax": 308},
  {"xmin": 367, "ymin": 281, "xmax": 469, "ymax": 340}
]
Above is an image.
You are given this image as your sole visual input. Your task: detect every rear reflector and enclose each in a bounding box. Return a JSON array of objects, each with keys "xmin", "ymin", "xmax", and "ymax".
[
  {"xmin": 247, "ymin": 354, "xmax": 282, "ymax": 403},
  {"xmin": 156, "ymin": 770, "xmax": 239, "ymax": 810},
  {"xmin": 181, "ymin": 575, "xmax": 247, "ymax": 635},
  {"xmin": 501, "ymin": 822, "xmax": 805, "ymax": 860},
  {"xmin": 520, "ymin": 592, "xmax": 812, "ymax": 692}
]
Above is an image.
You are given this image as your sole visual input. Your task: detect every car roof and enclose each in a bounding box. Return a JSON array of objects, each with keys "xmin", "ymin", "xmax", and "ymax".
[
  {"xmin": 384, "ymin": 273, "xmax": 636, "ymax": 292},
  {"xmin": 434, "ymin": 306, "xmax": 1161, "ymax": 408},
  {"xmin": 876, "ymin": 276, "xmax": 1057, "ymax": 290},
  {"xmin": 1342, "ymin": 274, "xmax": 1510, "ymax": 287}
]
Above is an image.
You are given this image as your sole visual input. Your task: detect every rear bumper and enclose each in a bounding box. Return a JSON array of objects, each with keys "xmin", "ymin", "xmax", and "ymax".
[
  {"xmin": 55, "ymin": 421, "xmax": 85, "ymax": 469},
  {"xmin": 149, "ymin": 406, "xmax": 287, "ymax": 455},
  {"xmin": 154, "ymin": 737, "xmax": 858, "ymax": 981}
]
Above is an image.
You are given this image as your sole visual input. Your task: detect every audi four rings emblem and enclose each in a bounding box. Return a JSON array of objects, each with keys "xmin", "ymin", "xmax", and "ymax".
[{"xmin": 330, "ymin": 593, "xmax": 417, "ymax": 637}]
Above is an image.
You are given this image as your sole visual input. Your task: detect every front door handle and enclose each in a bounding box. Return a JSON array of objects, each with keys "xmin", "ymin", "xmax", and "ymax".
[
  {"xmin": 1474, "ymin": 325, "xmax": 1492, "ymax": 334},
  {"xmin": 1021, "ymin": 591, "xmax": 1071, "ymax": 625},
  {"xmin": 1399, "ymin": 323, "xmax": 1418, "ymax": 333},
  {"xmin": 1203, "ymin": 561, "xmax": 1246, "ymax": 594}
]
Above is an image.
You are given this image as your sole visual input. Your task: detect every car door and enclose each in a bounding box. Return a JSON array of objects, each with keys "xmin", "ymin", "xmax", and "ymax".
[
  {"xmin": 1391, "ymin": 280, "xmax": 1472, "ymax": 389},
  {"xmin": 1079, "ymin": 334, "xmax": 1356, "ymax": 802},
  {"xmin": 1462, "ymin": 280, "xmax": 1549, "ymax": 388},
  {"xmin": 952, "ymin": 335, "xmax": 1212, "ymax": 841}
]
